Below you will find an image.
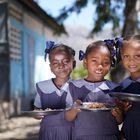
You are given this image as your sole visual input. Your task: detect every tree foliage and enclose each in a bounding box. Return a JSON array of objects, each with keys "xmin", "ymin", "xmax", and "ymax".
[
  {"xmin": 72, "ymin": 65, "xmax": 87, "ymax": 79},
  {"xmin": 56, "ymin": 0, "xmax": 139, "ymax": 38},
  {"xmin": 56, "ymin": 0, "xmax": 124, "ymax": 36}
]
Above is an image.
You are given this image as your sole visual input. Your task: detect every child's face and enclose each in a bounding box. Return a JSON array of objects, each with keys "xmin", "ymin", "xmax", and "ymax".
[
  {"xmin": 121, "ymin": 41, "xmax": 140, "ymax": 78},
  {"xmin": 84, "ymin": 46, "xmax": 111, "ymax": 82},
  {"xmin": 50, "ymin": 51, "xmax": 74, "ymax": 79}
]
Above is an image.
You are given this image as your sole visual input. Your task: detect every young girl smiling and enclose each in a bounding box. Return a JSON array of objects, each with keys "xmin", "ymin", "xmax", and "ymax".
[
  {"xmin": 117, "ymin": 35, "xmax": 140, "ymax": 140},
  {"xmin": 65, "ymin": 40, "xmax": 123, "ymax": 140},
  {"xmin": 34, "ymin": 41, "xmax": 76, "ymax": 140}
]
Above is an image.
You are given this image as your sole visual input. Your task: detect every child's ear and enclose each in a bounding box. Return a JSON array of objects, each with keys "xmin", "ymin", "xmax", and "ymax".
[
  {"xmin": 73, "ymin": 60, "xmax": 76, "ymax": 69},
  {"xmin": 120, "ymin": 53, "xmax": 123, "ymax": 60},
  {"xmin": 83, "ymin": 59, "xmax": 87, "ymax": 69},
  {"xmin": 49, "ymin": 64, "xmax": 53, "ymax": 72},
  {"xmin": 119, "ymin": 50, "xmax": 123, "ymax": 60}
]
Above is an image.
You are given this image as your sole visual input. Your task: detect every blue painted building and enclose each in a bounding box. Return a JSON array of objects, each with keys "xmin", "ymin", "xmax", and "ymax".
[{"xmin": 0, "ymin": 0, "xmax": 65, "ymax": 118}]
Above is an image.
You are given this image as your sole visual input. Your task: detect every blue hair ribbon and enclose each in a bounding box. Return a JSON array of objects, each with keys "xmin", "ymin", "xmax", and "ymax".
[
  {"xmin": 115, "ymin": 37, "xmax": 123, "ymax": 48},
  {"xmin": 79, "ymin": 50, "xmax": 85, "ymax": 61},
  {"xmin": 104, "ymin": 39, "xmax": 115, "ymax": 48},
  {"xmin": 104, "ymin": 39, "xmax": 116, "ymax": 57},
  {"xmin": 44, "ymin": 41, "xmax": 56, "ymax": 61},
  {"xmin": 104, "ymin": 39, "xmax": 117, "ymax": 67}
]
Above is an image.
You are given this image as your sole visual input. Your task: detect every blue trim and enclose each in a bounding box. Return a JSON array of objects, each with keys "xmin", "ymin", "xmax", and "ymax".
[
  {"xmin": 9, "ymin": 18, "xmax": 47, "ymax": 97},
  {"xmin": 10, "ymin": 60, "xmax": 23, "ymax": 97},
  {"xmin": 10, "ymin": 18, "xmax": 42, "ymax": 38}
]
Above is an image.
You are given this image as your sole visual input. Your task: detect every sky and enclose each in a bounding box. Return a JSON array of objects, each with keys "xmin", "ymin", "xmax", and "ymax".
[
  {"xmin": 34, "ymin": 0, "xmax": 127, "ymax": 31},
  {"xmin": 35, "ymin": 0, "xmax": 96, "ymax": 30}
]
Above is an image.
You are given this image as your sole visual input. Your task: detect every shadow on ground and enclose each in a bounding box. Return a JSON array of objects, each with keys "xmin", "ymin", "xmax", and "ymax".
[{"xmin": 0, "ymin": 116, "xmax": 40, "ymax": 140}]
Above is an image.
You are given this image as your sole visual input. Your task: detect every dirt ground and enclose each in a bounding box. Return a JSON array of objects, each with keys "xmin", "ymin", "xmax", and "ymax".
[
  {"xmin": 0, "ymin": 116, "xmax": 41, "ymax": 140},
  {"xmin": 0, "ymin": 115, "xmax": 123, "ymax": 140}
]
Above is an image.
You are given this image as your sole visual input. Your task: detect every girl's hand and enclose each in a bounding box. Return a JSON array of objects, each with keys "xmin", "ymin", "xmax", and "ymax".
[
  {"xmin": 122, "ymin": 101, "xmax": 132, "ymax": 112},
  {"xmin": 115, "ymin": 99, "xmax": 132, "ymax": 113},
  {"xmin": 111, "ymin": 107, "xmax": 123, "ymax": 124},
  {"xmin": 72, "ymin": 99, "xmax": 83, "ymax": 107},
  {"xmin": 33, "ymin": 109, "xmax": 44, "ymax": 120},
  {"xmin": 65, "ymin": 108, "xmax": 81, "ymax": 121},
  {"xmin": 75, "ymin": 99, "xmax": 83, "ymax": 105}
]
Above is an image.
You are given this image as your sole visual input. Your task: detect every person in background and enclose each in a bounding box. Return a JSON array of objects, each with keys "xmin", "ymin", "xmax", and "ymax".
[
  {"xmin": 33, "ymin": 41, "xmax": 76, "ymax": 140},
  {"xmin": 116, "ymin": 35, "xmax": 140, "ymax": 140},
  {"xmin": 65, "ymin": 40, "xmax": 123, "ymax": 140}
]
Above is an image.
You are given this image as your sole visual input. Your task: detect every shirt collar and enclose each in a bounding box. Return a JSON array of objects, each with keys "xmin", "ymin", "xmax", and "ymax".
[
  {"xmin": 72, "ymin": 79, "xmax": 117, "ymax": 91},
  {"xmin": 60, "ymin": 78, "xmax": 71, "ymax": 92},
  {"xmin": 83, "ymin": 80, "xmax": 108, "ymax": 90},
  {"xmin": 98, "ymin": 82, "xmax": 110, "ymax": 90},
  {"xmin": 121, "ymin": 77, "xmax": 140, "ymax": 89}
]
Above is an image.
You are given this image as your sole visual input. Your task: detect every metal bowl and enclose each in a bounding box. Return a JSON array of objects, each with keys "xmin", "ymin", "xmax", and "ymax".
[{"xmin": 109, "ymin": 92, "xmax": 140, "ymax": 102}]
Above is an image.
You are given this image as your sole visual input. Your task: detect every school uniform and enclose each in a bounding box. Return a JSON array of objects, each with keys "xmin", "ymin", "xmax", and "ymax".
[
  {"xmin": 34, "ymin": 79, "xmax": 73, "ymax": 140},
  {"xmin": 119, "ymin": 77, "xmax": 140, "ymax": 140},
  {"xmin": 69, "ymin": 79, "xmax": 119, "ymax": 140}
]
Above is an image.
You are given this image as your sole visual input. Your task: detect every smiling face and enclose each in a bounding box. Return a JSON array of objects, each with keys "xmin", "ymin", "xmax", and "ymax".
[
  {"xmin": 121, "ymin": 40, "xmax": 140, "ymax": 80},
  {"xmin": 49, "ymin": 50, "xmax": 74, "ymax": 80},
  {"xmin": 84, "ymin": 46, "xmax": 111, "ymax": 82}
]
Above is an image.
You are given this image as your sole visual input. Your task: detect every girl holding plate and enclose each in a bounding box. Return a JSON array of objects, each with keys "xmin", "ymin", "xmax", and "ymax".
[
  {"xmin": 65, "ymin": 40, "xmax": 123, "ymax": 140},
  {"xmin": 116, "ymin": 35, "xmax": 140, "ymax": 140},
  {"xmin": 34, "ymin": 41, "xmax": 76, "ymax": 140}
]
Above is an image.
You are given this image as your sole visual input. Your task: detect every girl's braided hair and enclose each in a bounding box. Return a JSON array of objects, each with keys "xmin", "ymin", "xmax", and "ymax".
[
  {"xmin": 44, "ymin": 41, "xmax": 75, "ymax": 61},
  {"xmin": 79, "ymin": 40, "xmax": 119, "ymax": 67}
]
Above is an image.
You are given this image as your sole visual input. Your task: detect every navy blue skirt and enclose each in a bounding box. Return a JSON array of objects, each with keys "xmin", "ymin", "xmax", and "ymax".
[{"xmin": 39, "ymin": 112, "xmax": 73, "ymax": 140}]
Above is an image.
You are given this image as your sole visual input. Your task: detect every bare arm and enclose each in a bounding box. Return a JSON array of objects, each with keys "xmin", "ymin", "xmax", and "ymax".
[
  {"xmin": 111, "ymin": 107, "xmax": 123, "ymax": 125},
  {"xmin": 65, "ymin": 108, "xmax": 81, "ymax": 121}
]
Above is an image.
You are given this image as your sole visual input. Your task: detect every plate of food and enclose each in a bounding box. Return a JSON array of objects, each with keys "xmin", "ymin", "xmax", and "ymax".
[
  {"xmin": 79, "ymin": 102, "xmax": 113, "ymax": 112},
  {"xmin": 109, "ymin": 92, "xmax": 140, "ymax": 102},
  {"xmin": 21, "ymin": 109, "xmax": 64, "ymax": 117}
]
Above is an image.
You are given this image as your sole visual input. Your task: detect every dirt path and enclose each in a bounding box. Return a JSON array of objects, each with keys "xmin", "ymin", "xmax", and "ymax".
[{"xmin": 0, "ymin": 116, "xmax": 40, "ymax": 140}]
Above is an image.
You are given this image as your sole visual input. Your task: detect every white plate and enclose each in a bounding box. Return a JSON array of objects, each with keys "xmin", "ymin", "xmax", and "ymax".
[
  {"xmin": 80, "ymin": 107, "xmax": 112, "ymax": 112},
  {"xmin": 79, "ymin": 102, "xmax": 112, "ymax": 112},
  {"xmin": 21, "ymin": 109, "xmax": 64, "ymax": 116}
]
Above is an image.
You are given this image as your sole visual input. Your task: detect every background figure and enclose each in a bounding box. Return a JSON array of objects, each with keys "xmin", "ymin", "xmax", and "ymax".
[
  {"xmin": 65, "ymin": 40, "xmax": 123, "ymax": 140},
  {"xmin": 34, "ymin": 41, "xmax": 76, "ymax": 140},
  {"xmin": 117, "ymin": 35, "xmax": 140, "ymax": 140}
]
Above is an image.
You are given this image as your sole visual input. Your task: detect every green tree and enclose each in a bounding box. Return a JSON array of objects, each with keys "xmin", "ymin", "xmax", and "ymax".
[{"xmin": 72, "ymin": 65, "xmax": 87, "ymax": 79}]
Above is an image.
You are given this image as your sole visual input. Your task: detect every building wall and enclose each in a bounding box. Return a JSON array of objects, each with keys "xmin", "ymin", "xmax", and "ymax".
[
  {"xmin": 24, "ymin": 13, "xmax": 43, "ymax": 35},
  {"xmin": 6, "ymin": 1, "xmax": 59, "ymax": 115}
]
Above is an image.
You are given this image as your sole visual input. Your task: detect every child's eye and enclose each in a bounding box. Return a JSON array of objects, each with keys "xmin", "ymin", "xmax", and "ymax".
[
  {"xmin": 134, "ymin": 55, "xmax": 140, "ymax": 60},
  {"xmin": 104, "ymin": 61, "xmax": 110, "ymax": 65},
  {"xmin": 63, "ymin": 59, "xmax": 69, "ymax": 64},
  {"xmin": 123, "ymin": 55, "xmax": 129, "ymax": 59},
  {"xmin": 52, "ymin": 62, "xmax": 58, "ymax": 66},
  {"xmin": 91, "ymin": 59, "xmax": 97, "ymax": 63}
]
